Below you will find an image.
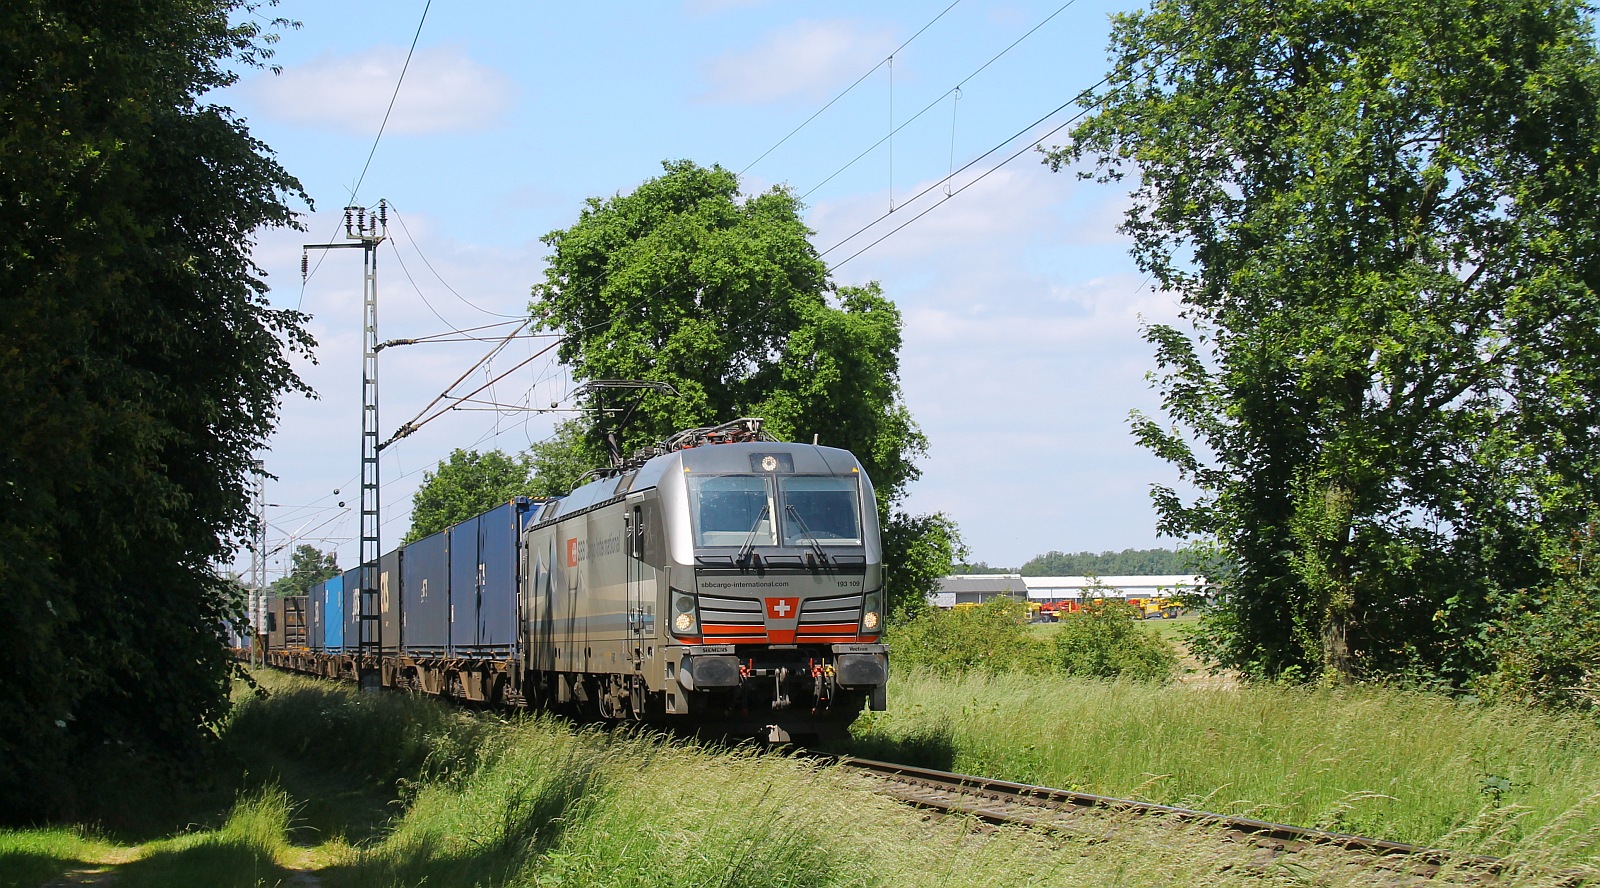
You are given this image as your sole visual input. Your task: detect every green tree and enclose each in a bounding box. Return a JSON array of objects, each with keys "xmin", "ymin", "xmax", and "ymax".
[
  {"xmin": 0, "ymin": 1, "xmax": 310, "ymax": 815},
  {"xmin": 882, "ymin": 512, "xmax": 968, "ymax": 621},
  {"xmin": 1021, "ymin": 548, "xmax": 1191, "ymax": 576},
  {"xmin": 267, "ymin": 544, "xmax": 340, "ymax": 597},
  {"xmin": 1051, "ymin": 0, "xmax": 1600, "ymax": 683},
  {"xmin": 406, "ymin": 449, "xmax": 538, "ymax": 543},
  {"xmin": 531, "ymin": 160, "xmax": 954, "ymax": 613},
  {"xmin": 526, "ymin": 419, "xmax": 597, "ymax": 498}
]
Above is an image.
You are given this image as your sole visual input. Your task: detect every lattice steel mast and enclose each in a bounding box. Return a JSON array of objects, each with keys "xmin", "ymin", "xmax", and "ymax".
[{"xmin": 304, "ymin": 201, "xmax": 388, "ymax": 691}]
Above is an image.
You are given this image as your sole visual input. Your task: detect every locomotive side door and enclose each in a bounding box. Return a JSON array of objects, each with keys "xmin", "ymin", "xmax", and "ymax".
[{"xmin": 625, "ymin": 499, "xmax": 646, "ymax": 672}]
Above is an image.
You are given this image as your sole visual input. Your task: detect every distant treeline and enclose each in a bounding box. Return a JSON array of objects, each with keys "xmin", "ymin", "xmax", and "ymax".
[{"xmin": 956, "ymin": 548, "xmax": 1196, "ymax": 577}]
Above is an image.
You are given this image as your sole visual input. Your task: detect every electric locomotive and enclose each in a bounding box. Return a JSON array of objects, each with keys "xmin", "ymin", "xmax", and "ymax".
[
  {"xmin": 250, "ymin": 419, "xmax": 889, "ymax": 743},
  {"xmin": 522, "ymin": 419, "xmax": 888, "ymax": 742}
]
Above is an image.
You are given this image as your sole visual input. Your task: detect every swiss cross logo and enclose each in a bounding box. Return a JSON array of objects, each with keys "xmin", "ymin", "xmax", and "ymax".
[
  {"xmin": 566, "ymin": 538, "xmax": 579, "ymax": 567},
  {"xmin": 765, "ymin": 597, "xmax": 800, "ymax": 620}
]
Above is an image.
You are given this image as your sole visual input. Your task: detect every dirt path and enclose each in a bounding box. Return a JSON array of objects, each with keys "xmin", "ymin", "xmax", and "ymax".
[{"xmin": 37, "ymin": 849, "xmax": 139, "ymax": 888}]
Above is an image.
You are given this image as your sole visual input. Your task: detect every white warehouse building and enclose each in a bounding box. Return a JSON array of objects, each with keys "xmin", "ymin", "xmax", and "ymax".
[{"xmin": 932, "ymin": 575, "xmax": 1208, "ymax": 609}]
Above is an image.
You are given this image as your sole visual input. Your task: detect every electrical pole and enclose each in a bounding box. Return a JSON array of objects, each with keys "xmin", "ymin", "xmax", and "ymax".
[
  {"xmin": 304, "ymin": 201, "xmax": 387, "ymax": 693},
  {"xmin": 250, "ymin": 459, "xmax": 266, "ymax": 668}
]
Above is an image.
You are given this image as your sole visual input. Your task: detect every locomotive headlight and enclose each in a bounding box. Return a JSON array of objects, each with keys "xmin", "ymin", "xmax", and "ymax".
[
  {"xmin": 670, "ymin": 588, "xmax": 698, "ymax": 635},
  {"xmin": 860, "ymin": 587, "xmax": 883, "ymax": 634}
]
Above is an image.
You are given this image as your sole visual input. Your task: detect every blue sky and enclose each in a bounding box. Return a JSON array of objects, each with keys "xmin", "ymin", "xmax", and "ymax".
[{"xmin": 225, "ymin": 0, "xmax": 1189, "ymax": 576}]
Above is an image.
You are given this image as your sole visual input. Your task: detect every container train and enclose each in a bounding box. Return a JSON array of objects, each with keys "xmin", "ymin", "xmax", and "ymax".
[{"xmin": 252, "ymin": 419, "xmax": 889, "ymax": 742}]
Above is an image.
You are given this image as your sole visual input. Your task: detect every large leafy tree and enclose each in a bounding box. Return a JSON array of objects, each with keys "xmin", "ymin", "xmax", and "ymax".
[
  {"xmin": 531, "ymin": 160, "xmax": 953, "ymax": 616},
  {"xmin": 1051, "ymin": 0, "xmax": 1600, "ymax": 682},
  {"xmin": 0, "ymin": 1, "xmax": 310, "ymax": 814},
  {"xmin": 406, "ymin": 449, "xmax": 537, "ymax": 543}
]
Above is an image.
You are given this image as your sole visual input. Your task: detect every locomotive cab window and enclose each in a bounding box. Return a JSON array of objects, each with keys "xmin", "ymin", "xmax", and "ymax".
[
  {"xmin": 779, "ymin": 476, "xmax": 861, "ymax": 545},
  {"xmin": 689, "ymin": 475, "xmax": 776, "ymax": 547}
]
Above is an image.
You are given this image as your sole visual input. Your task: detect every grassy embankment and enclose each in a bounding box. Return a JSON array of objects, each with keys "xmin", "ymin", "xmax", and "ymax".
[{"xmin": 3, "ymin": 666, "xmax": 1599, "ymax": 887}]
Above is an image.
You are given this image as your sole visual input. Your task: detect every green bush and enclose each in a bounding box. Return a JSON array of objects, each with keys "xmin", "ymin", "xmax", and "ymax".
[
  {"xmin": 1052, "ymin": 599, "xmax": 1178, "ymax": 682},
  {"xmin": 1478, "ymin": 527, "xmax": 1600, "ymax": 711},
  {"xmin": 887, "ymin": 598, "xmax": 1050, "ymax": 674},
  {"xmin": 887, "ymin": 597, "xmax": 1178, "ymax": 681}
]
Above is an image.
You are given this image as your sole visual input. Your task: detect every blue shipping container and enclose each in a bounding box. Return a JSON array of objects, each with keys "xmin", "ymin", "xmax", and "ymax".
[
  {"xmin": 478, "ymin": 500, "xmax": 525, "ymax": 655},
  {"xmin": 323, "ymin": 573, "xmax": 344, "ymax": 651},
  {"xmin": 402, "ymin": 530, "xmax": 450, "ymax": 655},
  {"xmin": 449, "ymin": 513, "xmax": 481, "ymax": 655}
]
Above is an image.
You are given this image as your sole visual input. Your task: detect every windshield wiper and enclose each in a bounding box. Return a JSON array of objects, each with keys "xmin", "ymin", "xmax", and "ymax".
[
  {"xmin": 737, "ymin": 503, "xmax": 769, "ymax": 567},
  {"xmin": 785, "ymin": 504, "xmax": 828, "ymax": 566}
]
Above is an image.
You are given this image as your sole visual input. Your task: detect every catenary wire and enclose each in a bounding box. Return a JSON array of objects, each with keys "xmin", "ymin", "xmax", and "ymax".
[
  {"xmin": 389, "ymin": 204, "xmax": 525, "ymax": 319},
  {"xmin": 823, "ymin": 32, "xmax": 1214, "ymax": 267},
  {"xmin": 802, "ymin": 0, "xmax": 1083, "ymax": 201},
  {"xmin": 739, "ymin": 0, "xmax": 965, "ymax": 176},
  {"xmin": 298, "ymin": 1, "xmax": 432, "ymax": 302}
]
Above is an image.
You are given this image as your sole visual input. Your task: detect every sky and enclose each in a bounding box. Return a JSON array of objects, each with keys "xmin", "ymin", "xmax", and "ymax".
[{"xmin": 223, "ymin": 0, "xmax": 1191, "ymax": 579}]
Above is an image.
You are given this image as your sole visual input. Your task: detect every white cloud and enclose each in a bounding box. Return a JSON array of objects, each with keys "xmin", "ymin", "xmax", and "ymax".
[
  {"xmin": 243, "ymin": 43, "xmax": 516, "ymax": 135},
  {"xmin": 700, "ymin": 20, "xmax": 896, "ymax": 104}
]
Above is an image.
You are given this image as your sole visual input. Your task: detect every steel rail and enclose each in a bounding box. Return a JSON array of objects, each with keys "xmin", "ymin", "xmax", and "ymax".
[{"xmin": 823, "ymin": 755, "xmax": 1510, "ymax": 876}]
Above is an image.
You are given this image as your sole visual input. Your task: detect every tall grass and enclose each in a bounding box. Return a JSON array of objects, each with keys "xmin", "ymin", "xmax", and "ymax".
[
  {"xmin": 852, "ymin": 669, "xmax": 1600, "ymax": 862},
  {"xmin": 13, "ymin": 667, "xmax": 1600, "ymax": 886},
  {"xmin": 109, "ymin": 787, "xmax": 296, "ymax": 888},
  {"xmin": 326, "ymin": 716, "xmax": 1526, "ymax": 888},
  {"xmin": 0, "ymin": 828, "xmax": 122, "ymax": 888}
]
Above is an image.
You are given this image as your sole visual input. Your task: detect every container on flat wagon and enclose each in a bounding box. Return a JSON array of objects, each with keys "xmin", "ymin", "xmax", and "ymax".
[
  {"xmin": 308, "ymin": 579, "xmax": 328, "ymax": 651},
  {"xmin": 342, "ymin": 566, "xmax": 362, "ymax": 651},
  {"xmin": 449, "ymin": 512, "xmax": 481, "ymax": 656},
  {"xmin": 401, "ymin": 529, "xmax": 449, "ymax": 656},
  {"xmin": 285, "ymin": 594, "xmax": 308, "ymax": 649},
  {"xmin": 478, "ymin": 499, "xmax": 533, "ymax": 657},
  {"xmin": 266, "ymin": 595, "xmax": 287, "ymax": 651},
  {"xmin": 324, "ymin": 572, "xmax": 346, "ymax": 652},
  {"xmin": 380, "ymin": 548, "xmax": 402, "ymax": 653}
]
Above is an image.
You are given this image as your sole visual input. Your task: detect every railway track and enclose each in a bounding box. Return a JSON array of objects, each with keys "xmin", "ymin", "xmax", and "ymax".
[{"xmin": 826, "ymin": 756, "xmax": 1512, "ymax": 883}]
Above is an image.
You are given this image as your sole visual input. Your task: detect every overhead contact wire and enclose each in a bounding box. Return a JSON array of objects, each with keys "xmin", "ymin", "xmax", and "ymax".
[
  {"xmin": 801, "ymin": 0, "xmax": 1082, "ymax": 202},
  {"xmin": 299, "ymin": 1, "xmax": 432, "ymax": 301},
  {"xmin": 739, "ymin": 0, "xmax": 964, "ymax": 176}
]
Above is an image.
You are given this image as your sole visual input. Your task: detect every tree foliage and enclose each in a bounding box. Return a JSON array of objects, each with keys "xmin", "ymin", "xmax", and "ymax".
[
  {"xmin": 882, "ymin": 512, "xmax": 967, "ymax": 621},
  {"xmin": 1478, "ymin": 522, "xmax": 1600, "ymax": 710},
  {"xmin": 1051, "ymin": 0, "xmax": 1600, "ymax": 683},
  {"xmin": 406, "ymin": 449, "xmax": 539, "ymax": 543},
  {"xmin": 531, "ymin": 160, "xmax": 955, "ymax": 615},
  {"xmin": 1021, "ymin": 548, "xmax": 1192, "ymax": 577},
  {"xmin": 0, "ymin": 0, "xmax": 310, "ymax": 815},
  {"xmin": 526, "ymin": 419, "xmax": 595, "ymax": 498},
  {"xmin": 530, "ymin": 160, "xmax": 926, "ymax": 507},
  {"xmin": 267, "ymin": 544, "xmax": 340, "ymax": 598}
]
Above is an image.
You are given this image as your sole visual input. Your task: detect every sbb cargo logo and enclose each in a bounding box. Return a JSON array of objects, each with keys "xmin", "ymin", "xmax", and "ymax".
[
  {"xmin": 566, "ymin": 538, "xmax": 579, "ymax": 568},
  {"xmin": 765, "ymin": 597, "xmax": 800, "ymax": 620}
]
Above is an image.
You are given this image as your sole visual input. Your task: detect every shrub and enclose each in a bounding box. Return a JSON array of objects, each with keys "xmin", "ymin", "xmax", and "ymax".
[
  {"xmin": 886, "ymin": 598, "xmax": 1050, "ymax": 674},
  {"xmin": 1052, "ymin": 598, "xmax": 1179, "ymax": 681},
  {"xmin": 1478, "ymin": 526, "xmax": 1600, "ymax": 711}
]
